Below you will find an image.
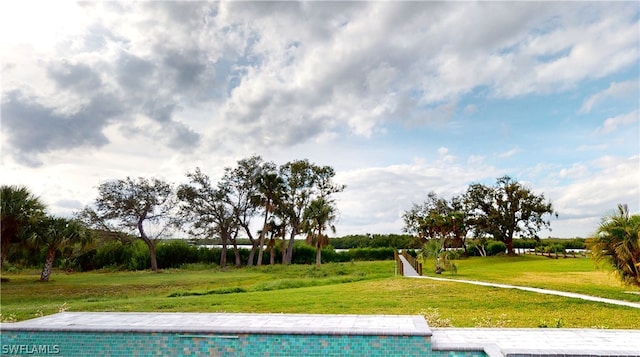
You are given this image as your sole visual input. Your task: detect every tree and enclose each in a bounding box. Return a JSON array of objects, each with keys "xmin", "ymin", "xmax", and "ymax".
[
  {"xmin": 222, "ymin": 156, "xmax": 271, "ymax": 267},
  {"xmin": 1, "ymin": 185, "xmax": 46, "ymax": 270},
  {"xmin": 418, "ymin": 237, "xmax": 458, "ymax": 274},
  {"xmin": 254, "ymin": 169, "xmax": 285, "ymax": 266},
  {"xmin": 279, "ymin": 160, "xmax": 345, "ymax": 265},
  {"xmin": 279, "ymin": 160, "xmax": 317, "ymax": 265},
  {"xmin": 588, "ymin": 204, "xmax": 640, "ymax": 287},
  {"xmin": 464, "ymin": 176, "xmax": 554, "ymax": 255},
  {"xmin": 78, "ymin": 177, "xmax": 178, "ymax": 272},
  {"xmin": 402, "ymin": 192, "xmax": 468, "ymax": 254},
  {"xmin": 265, "ymin": 218, "xmax": 285, "ymax": 265},
  {"xmin": 177, "ymin": 168, "xmax": 239, "ymax": 269},
  {"xmin": 403, "ymin": 192, "xmax": 452, "ymax": 240},
  {"xmin": 302, "ymin": 197, "xmax": 337, "ymax": 267},
  {"xmin": 30, "ymin": 217, "xmax": 92, "ymax": 281}
]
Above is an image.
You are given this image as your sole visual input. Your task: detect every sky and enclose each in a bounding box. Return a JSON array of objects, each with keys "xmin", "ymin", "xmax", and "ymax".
[{"xmin": 1, "ymin": 1, "xmax": 638, "ymax": 239}]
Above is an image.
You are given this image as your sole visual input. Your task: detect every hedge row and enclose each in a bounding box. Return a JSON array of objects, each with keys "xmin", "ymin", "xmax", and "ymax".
[{"xmin": 65, "ymin": 241, "xmax": 395, "ymax": 271}]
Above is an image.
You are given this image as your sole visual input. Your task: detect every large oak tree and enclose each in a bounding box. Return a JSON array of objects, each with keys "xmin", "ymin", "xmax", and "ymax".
[
  {"xmin": 78, "ymin": 177, "xmax": 179, "ymax": 272},
  {"xmin": 464, "ymin": 176, "xmax": 555, "ymax": 255},
  {"xmin": 177, "ymin": 168, "xmax": 240, "ymax": 269}
]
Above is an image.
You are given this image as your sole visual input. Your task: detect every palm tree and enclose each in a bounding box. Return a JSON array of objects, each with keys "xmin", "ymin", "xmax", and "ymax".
[
  {"xmin": 262, "ymin": 218, "xmax": 285, "ymax": 265},
  {"xmin": 418, "ymin": 238, "xmax": 458, "ymax": 275},
  {"xmin": 588, "ymin": 204, "xmax": 640, "ymax": 286},
  {"xmin": 254, "ymin": 171, "xmax": 285, "ymax": 267},
  {"xmin": 30, "ymin": 217, "xmax": 92, "ymax": 281},
  {"xmin": 302, "ymin": 198, "xmax": 336, "ymax": 267},
  {"xmin": 1, "ymin": 185, "xmax": 46, "ymax": 271}
]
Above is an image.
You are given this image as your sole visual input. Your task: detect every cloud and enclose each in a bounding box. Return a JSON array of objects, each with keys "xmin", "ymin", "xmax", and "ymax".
[
  {"xmin": 580, "ymin": 81, "xmax": 639, "ymax": 113},
  {"xmin": 2, "ymin": 1, "xmax": 638, "ymax": 166},
  {"xmin": 0, "ymin": 1, "xmax": 637, "ymax": 241},
  {"xmin": 550, "ymin": 155, "xmax": 639, "ymax": 219},
  {"xmin": 1, "ymin": 90, "xmax": 116, "ymax": 166},
  {"xmin": 335, "ymin": 154, "xmax": 500, "ymax": 235},
  {"xmin": 47, "ymin": 60, "xmax": 103, "ymax": 93},
  {"xmin": 498, "ymin": 148, "xmax": 521, "ymax": 158},
  {"xmin": 595, "ymin": 111, "xmax": 639, "ymax": 134}
]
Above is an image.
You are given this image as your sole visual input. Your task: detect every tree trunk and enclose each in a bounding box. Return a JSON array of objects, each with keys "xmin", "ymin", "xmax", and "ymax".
[
  {"xmin": 247, "ymin": 242, "xmax": 257, "ymax": 266},
  {"xmin": 138, "ymin": 221, "xmax": 158, "ymax": 272},
  {"xmin": 281, "ymin": 228, "xmax": 287, "ymax": 264},
  {"xmin": 231, "ymin": 231, "xmax": 241, "ymax": 268},
  {"xmin": 506, "ymin": 236, "xmax": 515, "ymax": 255},
  {"xmin": 256, "ymin": 206, "xmax": 270, "ymax": 267},
  {"xmin": 315, "ymin": 243, "xmax": 322, "ymax": 267},
  {"xmin": 220, "ymin": 231, "xmax": 228, "ymax": 269},
  {"xmin": 147, "ymin": 240, "xmax": 158, "ymax": 272},
  {"xmin": 40, "ymin": 248, "xmax": 57, "ymax": 282},
  {"xmin": 269, "ymin": 238, "xmax": 276, "ymax": 265},
  {"xmin": 241, "ymin": 223, "xmax": 257, "ymax": 267},
  {"xmin": 285, "ymin": 227, "xmax": 298, "ymax": 265}
]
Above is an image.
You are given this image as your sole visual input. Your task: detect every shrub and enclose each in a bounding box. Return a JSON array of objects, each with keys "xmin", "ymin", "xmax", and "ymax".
[
  {"xmin": 291, "ymin": 243, "xmax": 316, "ymax": 264},
  {"xmin": 547, "ymin": 243, "xmax": 565, "ymax": 254},
  {"xmin": 346, "ymin": 247, "xmax": 395, "ymax": 261},
  {"xmin": 156, "ymin": 241, "xmax": 199, "ymax": 268},
  {"xmin": 90, "ymin": 240, "xmax": 150, "ymax": 271},
  {"xmin": 512, "ymin": 238, "xmax": 537, "ymax": 249},
  {"xmin": 485, "ymin": 241, "xmax": 507, "ymax": 256}
]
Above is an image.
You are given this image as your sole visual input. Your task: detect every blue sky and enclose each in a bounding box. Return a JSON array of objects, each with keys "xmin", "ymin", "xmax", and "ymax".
[{"xmin": 1, "ymin": 1, "xmax": 638, "ymax": 238}]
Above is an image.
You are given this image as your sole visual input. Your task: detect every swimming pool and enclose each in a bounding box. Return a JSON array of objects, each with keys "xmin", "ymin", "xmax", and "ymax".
[{"xmin": 0, "ymin": 312, "xmax": 486, "ymax": 356}]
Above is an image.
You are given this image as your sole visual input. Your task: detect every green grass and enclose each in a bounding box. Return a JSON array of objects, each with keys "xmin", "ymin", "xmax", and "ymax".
[
  {"xmin": 1, "ymin": 258, "xmax": 639, "ymax": 328},
  {"xmin": 421, "ymin": 255, "xmax": 640, "ymax": 302}
]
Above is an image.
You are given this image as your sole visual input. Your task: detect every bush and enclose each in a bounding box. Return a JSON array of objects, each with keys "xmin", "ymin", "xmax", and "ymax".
[
  {"xmin": 157, "ymin": 241, "xmax": 199, "ymax": 268},
  {"xmin": 485, "ymin": 241, "xmax": 507, "ymax": 256},
  {"xmin": 346, "ymin": 247, "xmax": 395, "ymax": 261},
  {"xmin": 512, "ymin": 238, "xmax": 538, "ymax": 249},
  {"xmin": 547, "ymin": 243, "xmax": 565, "ymax": 254},
  {"xmin": 291, "ymin": 243, "xmax": 317, "ymax": 264},
  {"xmin": 89, "ymin": 240, "xmax": 150, "ymax": 271}
]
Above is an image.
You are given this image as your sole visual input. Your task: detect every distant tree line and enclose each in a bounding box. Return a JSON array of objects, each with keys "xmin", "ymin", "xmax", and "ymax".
[{"xmin": 53, "ymin": 239, "xmax": 396, "ymax": 272}]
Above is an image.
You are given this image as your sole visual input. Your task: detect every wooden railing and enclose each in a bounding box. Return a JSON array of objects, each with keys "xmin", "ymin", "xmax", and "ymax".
[
  {"xmin": 394, "ymin": 251, "xmax": 403, "ymax": 276},
  {"xmin": 394, "ymin": 250, "xmax": 422, "ymax": 276}
]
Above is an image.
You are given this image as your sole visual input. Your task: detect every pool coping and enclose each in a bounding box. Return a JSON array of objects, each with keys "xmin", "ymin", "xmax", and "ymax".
[
  {"xmin": 430, "ymin": 327, "xmax": 640, "ymax": 357},
  {"xmin": 0, "ymin": 312, "xmax": 432, "ymax": 337}
]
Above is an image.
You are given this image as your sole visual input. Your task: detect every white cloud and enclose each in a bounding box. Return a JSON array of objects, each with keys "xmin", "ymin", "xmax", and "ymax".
[
  {"xmin": 498, "ymin": 148, "xmax": 521, "ymax": 158},
  {"xmin": 334, "ymin": 154, "xmax": 500, "ymax": 236},
  {"xmin": 581, "ymin": 81, "xmax": 639, "ymax": 113},
  {"xmin": 558, "ymin": 163, "xmax": 589, "ymax": 180},
  {"xmin": 550, "ymin": 155, "xmax": 639, "ymax": 219},
  {"xmin": 596, "ymin": 110, "xmax": 639, "ymax": 134}
]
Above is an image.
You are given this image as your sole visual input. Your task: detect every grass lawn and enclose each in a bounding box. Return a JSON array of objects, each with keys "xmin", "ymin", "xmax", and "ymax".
[
  {"xmin": 1, "ymin": 258, "xmax": 639, "ymax": 328},
  {"xmin": 422, "ymin": 254, "xmax": 640, "ymax": 302}
]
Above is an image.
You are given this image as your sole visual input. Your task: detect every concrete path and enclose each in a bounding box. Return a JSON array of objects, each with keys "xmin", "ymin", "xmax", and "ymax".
[
  {"xmin": 397, "ymin": 255, "xmax": 640, "ymax": 309},
  {"xmin": 431, "ymin": 327, "xmax": 640, "ymax": 357}
]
